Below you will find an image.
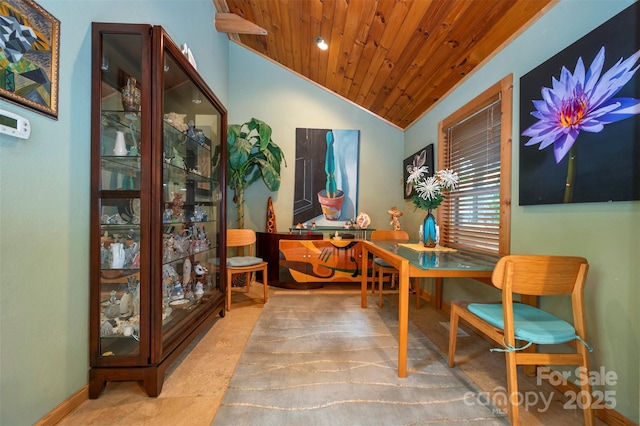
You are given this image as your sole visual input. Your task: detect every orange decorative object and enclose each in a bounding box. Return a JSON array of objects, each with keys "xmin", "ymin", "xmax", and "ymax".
[
  {"xmin": 388, "ymin": 206, "xmax": 403, "ymax": 230},
  {"xmin": 265, "ymin": 197, "xmax": 277, "ymax": 233}
]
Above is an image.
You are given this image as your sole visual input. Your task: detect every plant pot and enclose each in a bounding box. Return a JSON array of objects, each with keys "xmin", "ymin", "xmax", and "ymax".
[{"xmin": 318, "ymin": 189, "xmax": 344, "ymax": 220}]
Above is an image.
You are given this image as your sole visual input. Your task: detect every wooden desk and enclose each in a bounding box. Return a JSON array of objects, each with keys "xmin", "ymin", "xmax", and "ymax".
[{"xmin": 360, "ymin": 241, "xmax": 500, "ymax": 378}]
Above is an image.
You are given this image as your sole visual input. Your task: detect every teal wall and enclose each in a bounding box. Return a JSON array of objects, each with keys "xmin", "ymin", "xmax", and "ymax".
[
  {"xmin": 0, "ymin": 0, "xmax": 637, "ymax": 424},
  {"xmin": 227, "ymin": 43, "xmax": 405, "ymax": 231},
  {"xmin": 0, "ymin": 1, "xmax": 228, "ymax": 424},
  {"xmin": 405, "ymin": 0, "xmax": 639, "ymax": 422}
]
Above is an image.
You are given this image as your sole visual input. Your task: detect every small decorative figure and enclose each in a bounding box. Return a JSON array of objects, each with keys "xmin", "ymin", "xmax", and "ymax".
[
  {"xmin": 171, "ymin": 147, "xmax": 187, "ymax": 170},
  {"xmin": 104, "ymin": 290, "xmax": 120, "ymax": 319},
  {"xmin": 311, "ymin": 219, "xmax": 316, "ymax": 229},
  {"xmin": 171, "ymin": 192, "xmax": 184, "ymax": 221},
  {"xmin": 388, "ymin": 206, "xmax": 403, "ymax": 231},
  {"xmin": 163, "ymin": 112, "xmax": 188, "ymax": 132},
  {"xmin": 162, "ymin": 203, "xmax": 172, "ymax": 223},
  {"xmin": 171, "ymin": 281, "xmax": 184, "ymax": 300},
  {"xmin": 186, "ymin": 120, "xmax": 196, "ymax": 140},
  {"xmin": 183, "ymin": 259, "xmax": 195, "ymax": 300},
  {"xmin": 194, "ymin": 261, "xmax": 208, "ymax": 298},
  {"xmin": 265, "ymin": 197, "xmax": 277, "ymax": 233}
]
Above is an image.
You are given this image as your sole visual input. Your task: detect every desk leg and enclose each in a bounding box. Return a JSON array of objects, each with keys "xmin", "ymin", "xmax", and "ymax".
[
  {"xmin": 397, "ymin": 261, "xmax": 408, "ymax": 378},
  {"xmin": 435, "ymin": 277, "xmax": 443, "ymax": 310},
  {"xmin": 361, "ymin": 245, "xmax": 368, "ymax": 308}
]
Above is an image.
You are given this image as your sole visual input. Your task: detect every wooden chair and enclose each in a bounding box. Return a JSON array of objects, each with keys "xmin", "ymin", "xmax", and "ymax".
[
  {"xmin": 370, "ymin": 230, "xmax": 419, "ymax": 308},
  {"xmin": 226, "ymin": 229, "xmax": 268, "ymax": 311},
  {"xmin": 448, "ymin": 255, "xmax": 594, "ymax": 425}
]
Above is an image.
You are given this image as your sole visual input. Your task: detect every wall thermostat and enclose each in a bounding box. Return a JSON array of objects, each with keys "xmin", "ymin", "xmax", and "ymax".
[{"xmin": 0, "ymin": 109, "xmax": 30, "ymax": 139}]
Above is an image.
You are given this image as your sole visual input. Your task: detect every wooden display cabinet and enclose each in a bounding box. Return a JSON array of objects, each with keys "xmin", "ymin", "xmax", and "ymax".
[{"xmin": 89, "ymin": 23, "xmax": 227, "ymax": 398}]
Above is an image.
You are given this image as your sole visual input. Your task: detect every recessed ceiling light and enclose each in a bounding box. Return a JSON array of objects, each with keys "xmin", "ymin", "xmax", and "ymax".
[{"xmin": 314, "ymin": 36, "xmax": 328, "ymax": 50}]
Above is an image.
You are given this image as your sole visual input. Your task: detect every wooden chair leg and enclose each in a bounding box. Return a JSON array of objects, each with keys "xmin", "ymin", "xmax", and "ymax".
[
  {"xmin": 262, "ymin": 265, "xmax": 268, "ymax": 305},
  {"xmin": 505, "ymin": 351, "xmax": 520, "ymax": 425},
  {"xmin": 245, "ymin": 272, "xmax": 251, "ymax": 293},
  {"xmin": 377, "ymin": 268, "xmax": 384, "ymax": 308},
  {"xmin": 578, "ymin": 346, "xmax": 595, "ymax": 426},
  {"xmin": 226, "ymin": 272, "xmax": 232, "ymax": 311},
  {"xmin": 413, "ymin": 278, "xmax": 420, "ymax": 309},
  {"xmin": 371, "ymin": 264, "xmax": 377, "ymax": 293},
  {"xmin": 448, "ymin": 303, "xmax": 460, "ymax": 367}
]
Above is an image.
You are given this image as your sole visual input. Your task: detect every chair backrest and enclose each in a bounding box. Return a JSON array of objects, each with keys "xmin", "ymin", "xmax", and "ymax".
[
  {"xmin": 492, "ymin": 255, "xmax": 589, "ymax": 296},
  {"xmin": 227, "ymin": 229, "xmax": 257, "ymax": 253},
  {"xmin": 370, "ymin": 230, "xmax": 410, "ymax": 241}
]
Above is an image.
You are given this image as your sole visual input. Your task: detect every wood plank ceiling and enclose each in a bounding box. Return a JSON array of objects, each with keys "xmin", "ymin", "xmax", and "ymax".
[{"xmin": 213, "ymin": 0, "xmax": 555, "ymax": 130}]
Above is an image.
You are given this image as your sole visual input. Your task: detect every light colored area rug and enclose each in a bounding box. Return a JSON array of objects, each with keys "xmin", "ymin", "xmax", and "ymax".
[{"xmin": 212, "ymin": 294, "xmax": 507, "ymax": 425}]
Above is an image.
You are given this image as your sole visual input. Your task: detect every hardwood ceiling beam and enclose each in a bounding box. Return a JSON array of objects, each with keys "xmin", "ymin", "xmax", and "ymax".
[{"xmin": 215, "ymin": 13, "xmax": 267, "ymax": 36}]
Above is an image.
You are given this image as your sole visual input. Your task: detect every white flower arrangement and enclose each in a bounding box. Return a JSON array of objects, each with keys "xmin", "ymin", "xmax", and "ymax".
[{"xmin": 407, "ymin": 167, "xmax": 459, "ymax": 211}]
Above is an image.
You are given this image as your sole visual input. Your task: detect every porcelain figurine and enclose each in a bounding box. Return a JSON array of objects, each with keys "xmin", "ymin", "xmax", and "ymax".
[
  {"xmin": 388, "ymin": 206, "xmax": 403, "ymax": 231},
  {"xmin": 109, "ymin": 243, "xmax": 125, "ymax": 268}
]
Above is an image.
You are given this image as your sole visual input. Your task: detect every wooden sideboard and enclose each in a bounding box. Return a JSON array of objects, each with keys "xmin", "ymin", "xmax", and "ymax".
[
  {"xmin": 256, "ymin": 232, "xmax": 371, "ymax": 289},
  {"xmin": 256, "ymin": 232, "xmax": 323, "ymax": 289}
]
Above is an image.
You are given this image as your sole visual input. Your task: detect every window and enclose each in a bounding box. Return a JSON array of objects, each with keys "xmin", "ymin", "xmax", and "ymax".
[{"xmin": 438, "ymin": 75, "xmax": 512, "ymax": 254}]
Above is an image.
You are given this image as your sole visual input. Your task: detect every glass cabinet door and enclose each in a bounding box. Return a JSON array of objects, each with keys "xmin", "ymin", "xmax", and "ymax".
[
  {"xmin": 93, "ymin": 29, "xmax": 148, "ymax": 363},
  {"xmin": 91, "ymin": 22, "xmax": 226, "ymax": 398},
  {"xmin": 158, "ymin": 42, "xmax": 224, "ymax": 352}
]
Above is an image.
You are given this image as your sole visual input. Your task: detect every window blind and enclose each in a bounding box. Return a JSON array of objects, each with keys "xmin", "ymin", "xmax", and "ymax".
[{"xmin": 441, "ymin": 97, "xmax": 502, "ymax": 252}]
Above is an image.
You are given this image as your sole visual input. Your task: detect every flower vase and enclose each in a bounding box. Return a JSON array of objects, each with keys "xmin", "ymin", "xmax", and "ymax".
[
  {"xmin": 422, "ymin": 209, "xmax": 437, "ymax": 248},
  {"xmin": 113, "ymin": 131, "xmax": 128, "ymax": 156}
]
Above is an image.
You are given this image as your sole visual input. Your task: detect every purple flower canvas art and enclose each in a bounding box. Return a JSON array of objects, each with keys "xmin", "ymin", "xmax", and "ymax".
[
  {"xmin": 519, "ymin": 3, "xmax": 640, "ymax": 205},
  {"xmin": 522, "ymin": 46, "xmax": 640, "ymax": 164}
]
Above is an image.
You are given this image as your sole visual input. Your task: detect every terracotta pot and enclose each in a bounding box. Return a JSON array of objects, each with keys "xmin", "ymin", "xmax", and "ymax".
[{"xmin": 318, "ymin": 189, "xmax": 344, "ymax": 220}]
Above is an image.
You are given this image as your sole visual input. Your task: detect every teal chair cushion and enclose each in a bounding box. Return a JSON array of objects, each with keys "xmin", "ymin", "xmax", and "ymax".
[
  {"xmin": 467, "ymin": 303, "xmax": 577, "ymax": 345},
  {"xmin": 373, "ymin": 258, "xmax": 393, "ymax": 268},
  {"xmin": 227, "ymin": 256, "xmax": 264, "ymax": 267}
]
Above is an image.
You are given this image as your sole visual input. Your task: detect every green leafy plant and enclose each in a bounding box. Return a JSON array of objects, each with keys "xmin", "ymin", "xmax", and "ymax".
[{"xmin": 227, "ymin": 118, "xmax": 286, "ymax": 229}]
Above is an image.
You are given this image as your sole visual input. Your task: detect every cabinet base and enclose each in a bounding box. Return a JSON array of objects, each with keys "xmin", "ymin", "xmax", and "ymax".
[
  {"xmin": 89, "ymin": 365, "xmax": 165, "ymax": 398},
  {"xmin": 90, "ymin": 302, "xmax": 225, "ymax": 398}
]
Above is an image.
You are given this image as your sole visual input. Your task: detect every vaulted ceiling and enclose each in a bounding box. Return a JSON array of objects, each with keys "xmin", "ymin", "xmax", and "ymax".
[{"xmin": 213, "ymin": 0, "xmax": 556, "ymax": 130}]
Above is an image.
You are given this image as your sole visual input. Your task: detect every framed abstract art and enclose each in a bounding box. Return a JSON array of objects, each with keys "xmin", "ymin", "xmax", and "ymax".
[{"xmin": 0, "ymin": 0, "xmax": 60, "ymax": 119}]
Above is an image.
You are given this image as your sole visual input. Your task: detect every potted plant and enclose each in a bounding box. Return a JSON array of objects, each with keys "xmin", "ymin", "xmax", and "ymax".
[
  {"xmin": 317, "ymin": 130, "xmax": 345, "ymax": 220},
  {"xmin": 227, "ymin": 118, "xmax": 286, "ymax": 229}
]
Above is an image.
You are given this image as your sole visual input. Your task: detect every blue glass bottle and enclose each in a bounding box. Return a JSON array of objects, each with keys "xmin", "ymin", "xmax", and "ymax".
[{"xmin": 423, "ymin": 209, "xmax": 437, "ymax": 248}]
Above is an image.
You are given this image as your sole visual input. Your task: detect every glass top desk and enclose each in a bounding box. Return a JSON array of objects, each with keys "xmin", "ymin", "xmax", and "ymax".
[{"xmin": 360, "ymin": 241, "xmax": 501, "ymax": 378}]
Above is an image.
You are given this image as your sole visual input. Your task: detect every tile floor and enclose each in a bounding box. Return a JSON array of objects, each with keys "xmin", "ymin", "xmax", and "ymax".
[{"xmin": 57, "ymin": 283, "xmax": 602, "ymax": 425}]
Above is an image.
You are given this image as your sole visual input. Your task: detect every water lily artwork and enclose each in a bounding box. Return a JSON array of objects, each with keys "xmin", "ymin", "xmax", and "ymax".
[{"xmin": 519, "ymin": 3, "xmax": 640, "ymax": 205}]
